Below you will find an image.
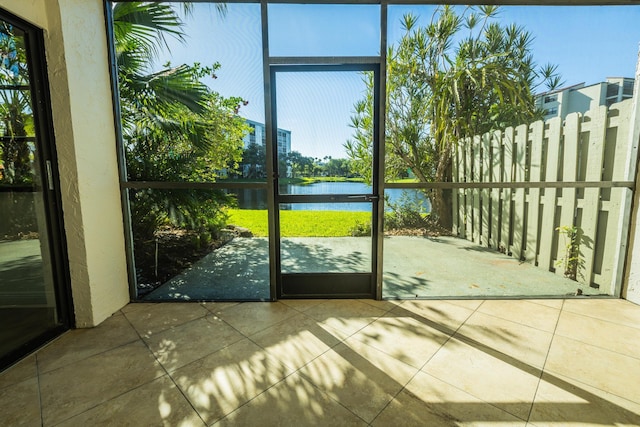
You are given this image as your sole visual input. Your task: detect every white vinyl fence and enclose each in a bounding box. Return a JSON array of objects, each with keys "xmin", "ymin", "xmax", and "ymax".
[{"xmin": 451, "ymin": 99, "xmax": 637, "ymax": 294}]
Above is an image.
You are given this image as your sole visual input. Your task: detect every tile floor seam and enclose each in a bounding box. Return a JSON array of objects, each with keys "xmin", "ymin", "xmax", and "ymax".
[
  {"xmin": 411, "ymin": 299, "xmax": 485, "ymax": 374},
  {"xmin": 547, "ymin": 331, "xmax": 640, "ymax": 368},
  {"xmin": 121, "ymin": 312, "xmax": 209, "ymax": 426},
  {"xmin": 426, "ymin": 371, "xmax": 532, "ymax": 423},
  {"xmin": 214, "ymin": 302, "xmax": 302, "ymax": 338},
  {"xmin": 35, "ymin": 353, "xmax": 44, "ymax": 427},
  {"xmin": 360, "ymin": 299, "xmax": 405, "ymax": 313},
  {"xmin": 37, "ymin": 334, "xmax": 165, "ymax": 423},
  {"xmin": 362, "ymin": 301, "xmax": 489, "ymax": 425},
  {"xmin": 534, "ymin": 367, "xmax": 640, "ymax": 413},
  {"xmin": 421, "ymin": 300, "xmax": 544, "ymax": 423},
  {"xmin": 245, "ymin": 327, "xmax": 342, "ymax": 374},
  {"xmin": 523, "ymin": 298, "xmax": 566, "ymax": 424},
  {"xmin": 551, "ymin": 332, "xmax": 640, "ymax": 362},
  {"xmin": 135, "ymin": 313, "xmax": 244, "ymax": 375},
  {"xmin": 204, "ymin": 367, "xmax": 371, "ymax": 426},
  {"xmin": 365, "ymin": 355, "xmax": 431, "ymax": 426},
  {"xmin": 123, "ymin": 304, "xmax": 213, "ymax": 336},
  {"xmin": 541, "ymin": 365, "xmax": 640, "ymax": 407},
  {"xmin": 292, "ymin": 371, "xmax": 372, "ymax": 426},
  {"xmin": 163, "ymin": 369, "xmax": 208, "ymax": 426},
  {"xmin": 44, "ymin": 375, "xmax": 176, "ymax": 427},
  {"xmin": 243, "ymin": 314, "xmax": 407, "ymax": 425},
  {"xmin": 198, "ymin": 301, "xmax": 241, "ymax": 316},
  {"xmin": 561, "ymin": 304, "xmax": 640, "ymax": 330},
  {"xmin": 161, "ymin": 334, "xmax": 285, "ymax": 426},
  {"xmin": 36, "ymin": 336, "xmax": 143, "ymax": 377},
  {"xmin": 475, "ymin": 304, "xmax": 563, "ymax": 334},
  {"xmin": 553, "ymin": 309, "xmax": 640, "ymax": 358}
]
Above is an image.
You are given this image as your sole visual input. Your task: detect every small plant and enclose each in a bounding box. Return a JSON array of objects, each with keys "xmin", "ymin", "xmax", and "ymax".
[
  {"xmin": 385, "ymin": 191, "xmax": 430, "ymax": 230},
  {"xmin": 349, "ymin": 220, "xmax": 371, "ymax": 237},
  {"xmin": 555, "ymin": 225, "xmax": 581, "ymax": 281}
]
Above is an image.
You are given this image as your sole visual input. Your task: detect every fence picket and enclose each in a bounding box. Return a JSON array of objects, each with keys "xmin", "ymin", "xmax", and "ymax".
[
  {"xmin": 600, "ymin": 102, "xmax": 632, "ymax": 292},
  {"xmin": 579, "ymin": 105, "xmax": 607, "ymax": 286},
  {"xmin": 490, "ymin": 130, "xmax": 502, "ymax": 249},
  {"xmin": 452, "ymin": 142, "xmax": 460, "ymax": 236},
  {"xmin": 538, "ymin": 118, "xmax": 562, "ymax": 270},
  {"xmin": 555, "ymin": 113, "xmax": 580, "ymax": 278},
  {"xmin": 500, "ymin": 128, "xmax": 514, "ymax": 253},
  {"xmin": 463, "ymin": 138, "xmax": 472, "ymax": 240},
  {"xmin": 473, "ymin": 135, "xmax": 481, "ymax": 244},
  {"xmin": 525, "ymin": 121, "xmax": 544, "ymax": 263},
  {"xmin": 512, "ymin": 124, "xmax": 528, "ymax": 260},
  {"xmin": 481, "ymin": 132, "xmax": 491, "ymax": 247}
]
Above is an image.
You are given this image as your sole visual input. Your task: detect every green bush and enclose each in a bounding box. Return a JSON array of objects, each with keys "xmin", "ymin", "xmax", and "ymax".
[{"xmin": 384, "ymin": 191, "xmax": 430, "ymax": 229}]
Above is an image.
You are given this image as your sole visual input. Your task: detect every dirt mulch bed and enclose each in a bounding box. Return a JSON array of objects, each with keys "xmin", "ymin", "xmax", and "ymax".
[
  {"xmin": 134, "ymin": 226, "xmax": 246, "ymax": 295},
  {"xmin": 384, "ymin": 221, "xmax": 453, "ymax": 238}
]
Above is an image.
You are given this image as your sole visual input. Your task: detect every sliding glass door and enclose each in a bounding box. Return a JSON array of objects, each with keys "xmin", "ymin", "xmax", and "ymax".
[{"xmin": 0, "ymin": 10, "xmax": 71, "ymax": 368}]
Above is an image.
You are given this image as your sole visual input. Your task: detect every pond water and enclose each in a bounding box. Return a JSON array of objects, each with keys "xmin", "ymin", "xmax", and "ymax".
[{"xmin": 231, "ymin": 182, "xmax": 431, "ymax": 212}]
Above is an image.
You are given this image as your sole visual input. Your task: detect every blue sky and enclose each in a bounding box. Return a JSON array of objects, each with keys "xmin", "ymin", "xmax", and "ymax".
[{"xmin": 154, "ymin": 3, "xmax": 640, "ymax": 159}]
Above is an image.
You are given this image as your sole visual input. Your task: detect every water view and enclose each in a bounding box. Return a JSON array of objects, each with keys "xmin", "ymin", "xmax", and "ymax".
[{"xmin": 230, "ymin": 182, "xmax": 431, "ymax": 212}]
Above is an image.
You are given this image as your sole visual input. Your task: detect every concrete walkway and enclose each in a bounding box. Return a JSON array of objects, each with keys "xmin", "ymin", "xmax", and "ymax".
[{"xmin": 146, "ymin": 235, "xmax": 598, "ymax": 301}]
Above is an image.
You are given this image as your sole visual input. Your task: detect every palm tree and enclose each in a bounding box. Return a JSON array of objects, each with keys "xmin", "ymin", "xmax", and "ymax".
[{"xmin": 113, "ymin": 2, "xmax": 246, "ymax": 240}]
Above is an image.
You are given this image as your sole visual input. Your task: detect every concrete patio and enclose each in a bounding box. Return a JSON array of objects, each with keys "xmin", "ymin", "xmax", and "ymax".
[
  {"xmin": 145, "ymin": 235, "xmax": 596, "ymax": 301},
  {"xmin": 1, "ymin": 298, "xmax": 639, "ymax": 425}
]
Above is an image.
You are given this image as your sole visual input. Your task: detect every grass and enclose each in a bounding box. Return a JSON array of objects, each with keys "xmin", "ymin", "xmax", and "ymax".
[
  {"xmin": 225, "ymin": 209, "xmax": 371, "ymax": 237},
  {"xmin": 386, "ymin": 178, "xmax": 421, "ymax": 184}
]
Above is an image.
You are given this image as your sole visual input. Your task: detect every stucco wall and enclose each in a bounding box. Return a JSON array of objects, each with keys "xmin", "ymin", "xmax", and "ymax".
[
  {"xmin": 0, "ymin": 0, "xmax": 130, "ymax": 326},
  {"xmin": 0, "ymin": 0, "xmax": 48, "ymax": 28}
]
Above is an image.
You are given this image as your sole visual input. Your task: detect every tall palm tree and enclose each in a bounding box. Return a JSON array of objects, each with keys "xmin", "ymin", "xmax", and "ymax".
[{"xmin": 113, "ymin": 2, "xmax": 246, "ymax": 241}]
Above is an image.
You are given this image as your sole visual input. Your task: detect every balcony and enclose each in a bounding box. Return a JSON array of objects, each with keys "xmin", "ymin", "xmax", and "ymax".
[{"xmin": 2, "ymin": 298, "xmax": 639, "ymax": 425}]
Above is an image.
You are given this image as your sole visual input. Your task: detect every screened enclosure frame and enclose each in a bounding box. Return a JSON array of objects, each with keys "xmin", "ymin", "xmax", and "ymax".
[{"xmin": 106, "ymin": 0, "xmax": 640, "ymax": 302}]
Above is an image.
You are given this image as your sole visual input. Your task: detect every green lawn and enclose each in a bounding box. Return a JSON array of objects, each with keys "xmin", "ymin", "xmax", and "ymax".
[{"xmin": 225, "ymin": 209, "xmax": 371, "ymax": 237}]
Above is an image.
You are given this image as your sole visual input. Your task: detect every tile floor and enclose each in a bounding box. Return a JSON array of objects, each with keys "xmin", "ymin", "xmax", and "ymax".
[{"xmin": 1, "ymin": 298, "xmax": 640, "ymax": 426}]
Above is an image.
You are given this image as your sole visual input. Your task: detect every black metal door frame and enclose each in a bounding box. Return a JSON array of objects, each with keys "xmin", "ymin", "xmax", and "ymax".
[{"xmin": 269, "ymin": 64, "xmax": 381, "ymax": 298}]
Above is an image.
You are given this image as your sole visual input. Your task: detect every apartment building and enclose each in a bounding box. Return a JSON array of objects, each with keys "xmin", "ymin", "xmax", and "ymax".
[{"xmin": 536, "ymin": 77, "xmax": 635, "ymax": 120}]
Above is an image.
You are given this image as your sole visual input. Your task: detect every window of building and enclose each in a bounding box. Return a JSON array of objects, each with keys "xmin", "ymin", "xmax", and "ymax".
[
  {"xmin": 606, "ymin": 82, "xmax": 620, "ymax": 98},
  {"xmin": 623, "ymin": 80, "xmax": 634, "ymax": 97},
  {"xmin": 544, "ymin": 94, "xmax": 557, "ymax": 103}
]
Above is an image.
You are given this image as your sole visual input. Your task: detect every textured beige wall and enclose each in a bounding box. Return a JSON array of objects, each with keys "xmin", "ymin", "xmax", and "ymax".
[
  {"xmin": 0, "ymin": 0, "xmax": 48, "ymax": 28},
  {"xmin": 0, "ymin": 0, "xmax": 130, "ymax": 326}
]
